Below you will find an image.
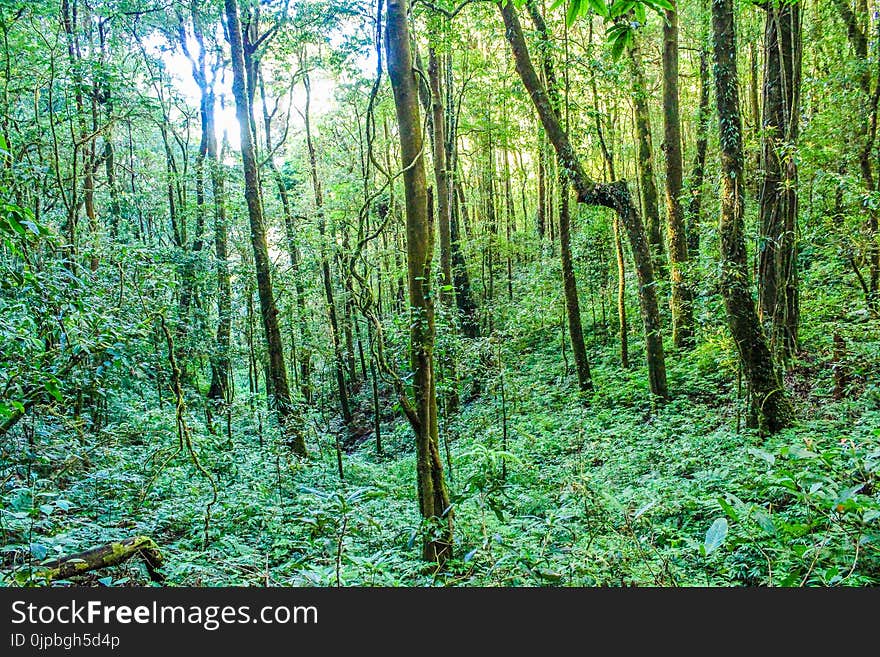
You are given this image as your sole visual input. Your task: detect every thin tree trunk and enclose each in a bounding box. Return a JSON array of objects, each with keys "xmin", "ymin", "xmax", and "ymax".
[
  {"xmin": 257, "ymin": 70, "xmax": 312, "ymax": 404},
  {"xmin": 387, "ymin": 0, "xmax": 453, "ymax": 564},
  {"xmin": 687, "ymin": 46, "xmax": 710, "ymax": 257},
  {"xmin": 224, "ymin": 0, "xmax": 305, "ymax": 455},
  {"xmin": 537, "ymin": 132, "xmax": 547, "ymax": 239},
  {"xmin": 832, "ymin": 0, "xmax": 879, "ymax": 312},
  {"xmin": 525, "ymin": 0, "xmax": 592, "ymax": 392},
  {"xmin": 559, "ymin": 178, "xmax": 593, "ymax": 392},
  {"xmin": 662, "ymin": 5, "xmax": 694, "ymax": 348},
  {"xmin": 428, "ymin": 45, "xmax": 454, "ymax": 308},
  {"xmin": 302, "ymin": 73, "xmax": 352, "ymax": 427},
  {"xmin": 629, "ymin": 35, "xmax": 667, "ymax": 280},
  {"xmin": 443, "ymin": 53, "xmax": 480, "ymax": 338}
]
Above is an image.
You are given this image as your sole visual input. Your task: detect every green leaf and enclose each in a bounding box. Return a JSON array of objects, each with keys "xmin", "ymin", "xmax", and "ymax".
[
  {"xmin": 717, "ymin": 496, "xmax": 739, "ymax": 522},
  {"xmin": 609, "ymin": 0, "xmax": 636, "ymax": 18},
  {"xmin": 609, "ymin": 28, "xmax": 630, "ymax": 61},
  {"xmin": 588, "ymin": 0, "xmax": 609, "ymax": 18},
  {"xmin": 2, "ymin": 211, "xmax": 25, "ymax": 236},
  {"xmin": 834, "ymin": 484, "xmax": 864, "ymax": 507},
  {"xmin": 747, "ymin": 447, "xmax": 775, "ymax": 466},
  {"xmin": 45, "ymin": 380, "xmax": 62, "ymax": 402},
  {"xmin": 536, "ymin": 567, "xmax": 563, "ymax": 581},
  {"xmin": 39, "ymin": 504, "xmax": 54, "ymax": 516},
  {"xmin": 752, "ymin": 508, "xmax": 776, "ymax": 536},
  {"xmin": 786, "ymin": 445, "xmax": 818, "ymax": 459},
  {"xmin": 634, "ymin": 2, "xmax": 646, "ymax": 23},
  {"xmin": 30, "ymin": 543, "xmax": 48, "ymax": 560},
  {"xmin": 565, "ymin": 0, "xmax": 584, "ymax": 27},
  {"xmin": 703, "ymin": 518, "xmax": 728, "ymax": 555},
  {"xmin": 98, "ymin": 576, "xmax": 113, "ymax": 586},
  {"xmin": 633, "ymin": 500, "xmax": 657, "ymax": 519}
]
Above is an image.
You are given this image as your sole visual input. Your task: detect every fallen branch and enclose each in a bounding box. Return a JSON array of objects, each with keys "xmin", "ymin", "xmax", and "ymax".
[{"xmin": 39, "ymin": 535, "xmax": 164, "ymax": 583}]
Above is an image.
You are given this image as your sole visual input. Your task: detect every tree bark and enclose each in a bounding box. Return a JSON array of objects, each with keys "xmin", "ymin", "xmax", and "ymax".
[
  {"xmin": 629, "ymin": 35, "xmax": 667, "ymax": 280},
  {"xmin": 686, "ymin": 46, "xmax": 710, "ymax": 257},
  {"xmin": 525, "ymin": 0, "xmax": 591, "ymax": 392},
  {"xmin": 559, "ymin": 178, "xmax": 593, "ymax": 392},
  {"xmin": 257, "ymin": 67, "xmax": 311, "ymax": 405},
  {"xmin": 387, "ymin": 0, "xmax": 453, "ymax": 564},
  {"xmin": 39, "ymin": 536, "xmax": 164, "ymax": 583},
  {"xmin": 428, "ymin": 45, "xmax": 454, "ymax": 308},
  {"xmin": 662, "ymin": 6, "xmax": 694, "ymax": 349},
  {"xmin": 224, "ymin": 0, "xmax": 305, "ymax": 455},
  {"xmin": 711, "ymin": 0, "xmax": 794, "ymax": 433},
  {"xmin": 443, "ymin": 52, "xmax": 480, "ymax": 338},
  {"xmin": 758, "ymin": 1, "xmax": 802, "ymax": 359}
]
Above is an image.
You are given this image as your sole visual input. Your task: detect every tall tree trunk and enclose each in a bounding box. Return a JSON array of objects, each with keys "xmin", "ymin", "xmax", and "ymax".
[
  {"xmin": 207, "ymin": 114, "xmax": 231, "ymax": 407},
  {"xmin": 559, "ymin": 178, "xmax": 593, "ymax": 392},
  {"xmin": 613, "ymin": 215, "xmax": 629, "ymax": 368},
  {"xmin": 451, "ymin": 183, "xmax": 479, "ymax": 338},
  {"xmin": 629, "ymin": 35, "xmax": 667, "ymax": 280},
  {"xmin": 686, "ymin": 46, "xmax": 710, "ymax": 257},
  {"xmin": 711, "ymin": 0, "xmax": 794, "ymax": 433},
  {"xmin": 758, "ymin": 2, "xmax": 802, "ymax": 359},
  {"xmin": 537, "ymin": 132, "xmax": 547, "ymax": 239},
  {"xmin": 662, "ymin": 5, "xmax": 694, "ymax": 348},
  {"xmin": 224, "ymin": 0, "xmax": 305, "ymax": 455},
  {"xmin": 426, "ymin": 42, "xmax": 460, "ymax": 412},
  {"xmin": 258, "ymin": 67, "xmax": 311, "ymax": 404},
  {"xmin": 387, "ymin": 0, "xmax": 453, "ymax": 564},
  {"xmin": 748, "ymin": 39, "xmax": 762, "ymax": 193},
  {"xmin": 500, "ymin": 1, "xmax": 667, "ymax": 400}
]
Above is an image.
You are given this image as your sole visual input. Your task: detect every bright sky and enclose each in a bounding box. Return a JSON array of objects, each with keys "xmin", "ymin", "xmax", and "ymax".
[{"xmin": 144, "ymin": 31, "xmax": 338, "ymax": 154}]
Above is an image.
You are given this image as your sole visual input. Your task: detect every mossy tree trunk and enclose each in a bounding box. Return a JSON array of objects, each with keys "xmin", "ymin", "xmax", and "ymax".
[
  {"xmin": 711, "ymin": 0, "xmax": 794, "ymax": 433},
  {"xmin": 628, "ymin": 34, "xmax": 667, "ymax": 280},
  {"xmin": 758, "ymin": 0, "xmax": 802, "ymax": 360},
  {"xmin": 387, "ymin": 0, "xmax": 453, "ymax": 564},
  {"xmin": 661, "ymin": 5, "xmax": 694, "ymax": 349}
]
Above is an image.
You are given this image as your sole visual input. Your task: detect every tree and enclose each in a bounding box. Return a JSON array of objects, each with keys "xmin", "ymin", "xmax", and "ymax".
[
  {"xmin": 711, "ymin": 0, "xmax": 794, "ymax": 433},
  {"xmin": 224, "ymin": 0, "xmax": 305, "ymax": 455},
  {"xmin": 661, "ymin": 4, "xmax": 694, "ymax": 348},
  {"xmin": 386, "ymin": 0, "xmax": 453, "ymax": 563},
  {"xmin": 757, "ymin": 0, "xmax": 802, "ymax": 360},
  {"xmin": 524, "ymin": 0, "xmax": 592, "ymax": 393},
  {"xmin": 628, "ymin": 31, "xmax": 667, "ymax": 280}
]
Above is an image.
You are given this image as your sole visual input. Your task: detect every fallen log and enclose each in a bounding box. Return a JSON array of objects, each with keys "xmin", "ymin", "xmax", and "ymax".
[{"xmin": 39, "ymin": 535, "xmax": 164, "ymax": 583}]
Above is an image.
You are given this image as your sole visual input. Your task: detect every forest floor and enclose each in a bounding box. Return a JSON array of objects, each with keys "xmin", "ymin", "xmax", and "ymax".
[{"xmin": 3, "ymin": 256, "xmax": 880, "ymax": 587}]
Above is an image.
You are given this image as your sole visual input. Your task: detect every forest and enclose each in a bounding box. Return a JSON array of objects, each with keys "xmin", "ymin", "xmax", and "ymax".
[{"xmin": 0, "ymin": 0, "xmax": 878, "ymax": 588}]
